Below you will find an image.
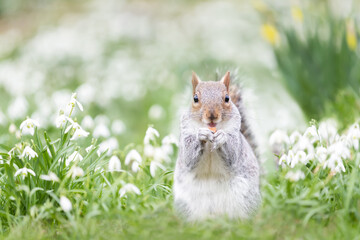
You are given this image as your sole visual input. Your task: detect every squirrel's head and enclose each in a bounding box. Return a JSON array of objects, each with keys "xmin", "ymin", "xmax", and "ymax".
[{"xmin": 191, "ymin": 71, "xmax": 233, "ymax": 128}]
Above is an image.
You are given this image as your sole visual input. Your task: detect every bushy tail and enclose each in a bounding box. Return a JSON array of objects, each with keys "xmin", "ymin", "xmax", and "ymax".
[{"xmin": 229, "ymin": 85, "xmax": 258, "ymax": 159}]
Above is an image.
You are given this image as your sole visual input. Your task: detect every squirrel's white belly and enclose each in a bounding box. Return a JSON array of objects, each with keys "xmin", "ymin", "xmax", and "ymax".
[{"xmin": 174, "ymin": 145, "xmax": 250, "ymax": 220}]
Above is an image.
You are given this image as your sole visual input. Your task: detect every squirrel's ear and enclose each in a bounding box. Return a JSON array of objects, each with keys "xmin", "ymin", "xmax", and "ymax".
[
  {"xmin": 192, "ymin": 71, "xmax": 201, "ymax": 94},
  {"xmin": 221, "ymin": 71, "xmax": 230, "ymax": 91}
]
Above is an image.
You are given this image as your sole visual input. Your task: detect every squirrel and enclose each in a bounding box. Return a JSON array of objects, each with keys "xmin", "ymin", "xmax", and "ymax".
[{"xmin": 173, "ymin": 71, "xmax": 261, "ymax": 221}]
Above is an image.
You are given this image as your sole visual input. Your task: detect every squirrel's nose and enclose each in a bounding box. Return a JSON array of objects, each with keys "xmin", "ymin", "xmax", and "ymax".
[{"xmin": 209, "ymin": 113, "xmax": 217, "ymax": 121}]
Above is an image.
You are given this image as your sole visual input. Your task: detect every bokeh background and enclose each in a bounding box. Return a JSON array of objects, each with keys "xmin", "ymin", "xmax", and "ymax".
[{"xmin": 0, "ymin": 0, "xmax": 360, "ymax": 238}]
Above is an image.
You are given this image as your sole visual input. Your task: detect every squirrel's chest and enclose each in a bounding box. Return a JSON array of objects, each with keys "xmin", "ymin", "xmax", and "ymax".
[{"xmin": 194, "ymin": 143, "xmax": 228, "ymax": 179}]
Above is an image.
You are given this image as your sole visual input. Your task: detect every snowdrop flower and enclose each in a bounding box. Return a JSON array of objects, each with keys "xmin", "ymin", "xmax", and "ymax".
[
  {"xmin": 328, "ymin": 141, "xmax": 350, "ymax": 160},
  {"xmin": 154, "ymin": 147, "xmax": 170, "ymax": 162},
  {"xmin": 97, "ymin": 137, "xmax": 118, "ymax": 156},
  {"xmin": 286, "ymin": 150, "xmax": 295, "ymax": 166},
  {"xmin": 144, "ymin": 144, "xmax": 155, "ymax": 158},
  {"xmin": 93, "ymin": 123, "xmax": 110, "ymax": 138},
  {"xmin": 111, "ymin": 120, "xmax": 125, "ymax": 135},
  {"xmin": 40, "ymin": 172, "xmax": 60, "ymax": 182},
  {"xmin": 14, "ymin": 167, "xmax": 36, "ymax": 179},
  {"xmin": 269, "ymin": 129, "xmax": 290, "ymax": 147},
  {"xmin": 20, "ymin": 146, "xmax": 38, "ymax": 159},
  {"xmin": 285, "ymin": 170, "xmax": 305, "ymax": 182},
  {"xmin": 81, "ymin": 115, "xmax": 94, "ymax": 129},
  {"xmin": 20, "ymin": 118, "xmax": 40, "ymax": 136},
  {"xmin": 304, "ymin": 125, "xmax": 319, "ymax": 143},
  {"xmin": 316, "ymin": 146, "xmax": 328, "ymax": 163},
  {"xmin": 71, "ymin": 127, "xmax": 89, "ymax": 140},
  {"xmin": 318, "ymin": 120, "xmax": 338, "ymax": 143},
  {"xmin": 65, "ymin": 93, "xmax": 83, "ymax": 115},
  {"xmin": 9, "ymin": 123, "xmax": 16, "ymax": 134},
  {"xmin": 278, "ymin": 154, "xmax": 287, "ymax": 166},
  {"xmin": 119, "ymin": 183, "xmax": 141, "ymax": 198},
  {"xmin": 347, "ymin": 123, "xmax": 360, "ymax": 150},
  {"xmin": 108, "ymin": 155, "xmax": 121, "ymax": 172},
  {"xmin": 290, "ymin": 150, "xmax": 307, "ymax": 168},
  {"xmin": 65, "ymin": 151, "xmax": 83, "ymax": 166},
  {"xmin": 324, "ymin": 154, "xmax": 346, "ymax": 173},
  {"xmin": 289, "ymin": 131, "xmax": 302, "ymax": 145},
  {"xmin": 125, "ymin": 150, "xmax": 142, "ymax": 165},
  {"xmin": 131, "ymin": 161, "xmax": 140, "ymax": 172},
  {"xmin": 86, "ymin": 145, "xmax": 95, "ymax": 153},
  {"xmin": 144, "ymin": 127, "xmax": 160, "ymax": 145},
  {"xmin": 148, "ymin": 104, "xmax": 165, "ymax": 120},
  {"xmin": 70, "ymin": 166, "xmax": 84, "ymax": 179},
  {"xmin": 162, "ymin": 134, "xmax": 178, "ymax": 146},
  {"xmin": 60, "ymin": 196, "xmax": 72, "ymax": 212},
  {"xmin": 55, "ymin": 114, "xmax": 69, "ymax": 128},
  {"xmin": 150, "ymin": 161, "xmax": 166, "ymax": 177}
]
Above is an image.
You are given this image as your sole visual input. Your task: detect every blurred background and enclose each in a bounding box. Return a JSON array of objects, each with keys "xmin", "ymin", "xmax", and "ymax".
[{"xmin": 0, "ymin": 0, "xmax": 359, "ymax": 169}]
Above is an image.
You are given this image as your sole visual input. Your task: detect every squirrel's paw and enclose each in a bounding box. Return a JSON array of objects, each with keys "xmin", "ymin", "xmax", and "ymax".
[
  {"xmin": 212, "ymin": 130, "xmax": 227, "ymax": 150},
  {"xmin": 198, "ymin": 128, "xmax": 214, "ymax": 143}
]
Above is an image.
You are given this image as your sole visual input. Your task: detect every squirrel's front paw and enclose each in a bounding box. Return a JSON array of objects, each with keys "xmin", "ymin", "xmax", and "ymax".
[
  {"xmin": 212, "ymin": 130, "xmax": 227, "ymax": 150},
  {"xmin": 198, "ymin": 128, "xmax": 214, "ymax": 143}
]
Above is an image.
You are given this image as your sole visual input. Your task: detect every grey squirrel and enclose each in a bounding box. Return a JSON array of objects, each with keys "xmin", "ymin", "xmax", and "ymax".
[{"xmin": 173, "ymin": 71, "xmax": 261, "ymax": 221}]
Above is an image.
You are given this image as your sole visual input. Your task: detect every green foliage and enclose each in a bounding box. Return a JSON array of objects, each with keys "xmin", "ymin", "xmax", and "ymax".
[{"xmin": 272, "ymin": 6, "xmax": 360, "ymax": 127}]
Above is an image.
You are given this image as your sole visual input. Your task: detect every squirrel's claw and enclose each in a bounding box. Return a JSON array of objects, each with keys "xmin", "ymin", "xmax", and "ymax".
[
  {"xmin": 212, "ymin": 130, "xmax": 227, "ymax": 150},
  {"xmin": 198, "ymin": 128, "xmax": 214, "ymax": 143}
]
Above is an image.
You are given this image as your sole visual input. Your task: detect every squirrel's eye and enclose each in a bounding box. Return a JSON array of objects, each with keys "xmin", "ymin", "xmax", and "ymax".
[
  {"xmin": 225, "ymin": 94, "xmax": 230, "ymax": 103},
  {"xmin": 194, "ymin": 94, "xmax": 199, "ymax": 103}
]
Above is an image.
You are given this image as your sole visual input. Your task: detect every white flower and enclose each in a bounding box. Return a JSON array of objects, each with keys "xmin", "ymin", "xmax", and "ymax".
[
  {"xmin": 144, "ymin": 144, "xmax": 155, "ymax": 158},
  {"xmin": 162, "ymin": 134, "xmax": 178, "ymax": 146},
  {"xmin": 148, "ymin": 104, "xmax": 165, "ymax": 120},
  {"xmin": 70, "ymin": 166, "xmax": 84, "ymax": 179},
  {"xmin": 65, "ymin": 151, "xmax": 83, "ymax": 166},
  {"xmin": 81, "ymin": 115, "xmax": 94, "ymax": 129},
  {"xmin": 93, "ymin": 123, "xmax": 110, "ymax": 138},
  {"xmin": 40, "ymin": 172, "xmax": 60, "ymax": 182},
  {"xmin": 285, "ymin": 170, "xmax": 305, "ymax": 182},
  {"xmin": 131, "ymin": 161, "xmax": 140, "ymax": 172},
  {"xmin": 289, "ymin": 131, "xmax": 302, "ymax": 145},
  {"xmin": 286, "ymin": 150, "xmax": 295, "ymax": 166},
  {"xmin": 111, "ymin": 120, "xmax": 125, "ymax": 135},
  {"xmin": 97, "ymin": 138, "xmax": 118, "ymax": 156},
  {"xmin": 9, "ymin": 123, "xmax": 16, "ymax": 134},
  {"xmin": 154, "ymin": 147, "xmax": 170, "ymax": 162},
  {"xmin": 324, "ymin": 154, "xmax": 346, "ymax": 173},
  {"xmin": 290, "ymin": 150, "xmax": 307, "ymax": 168},
  {"xmin": 60, "ymin": 196, "xmax": 72, "ymax": 212},
  {"xmin": 65, "ymin": 93, "xmax": 83, "ymax": 114},
  {"xmin": 108, "ymin": 155, "xmax": 121, "ymax": 172},
  {"xmin": 125, "ymin": 150, "xmax": 142, "ymax": 165},
  {"xmin": 269, "ymin": 130, "xmax": 290, "ymax": 147},
  {"xmin": 20, "ymin": 146, "xmax": 38, "ymax": 159},
  {"xmin": 318, "ymin": 120, "xmax": 338, "ymax": 143},
  {"xmin": 303, "ymin": 125, "xmax": 319, "ymax": 143},
  {"xmin": 20, "ymin": 118, "xmax": 40, "ymax": 136},
  {"xmin": 55, "ymin": 114, "xmax": 69, "ymax": 128},
  {"xmin": 278, "ymin": 154, "xmax": 287, "ymax": 166},
  {"xmin": 71, "ymin": 127, "xmax": 89, "ymax": 140},
  {"xmin": 119, "ymin": 183, "xmax": 141, "ymax": 198},
  {"xmin": 347, "ymin": 123, "xmax": 360, "ymax": 150},
  {"xmin": 328, "ymin": 141, "xmax": 350, "ymax": 160},
  {"xmin": 150, "ymin": 161, "xmax": 166, "ymax": 177},
  {"xmin": 144, "ymin": 127, "xmax": 160, "ymax": 145},
  {"xmin": 86, "ymin": 145, "xmax": 95, "ymax": 153},
  {"xmin": 316, "ymin": 146, "xmax": 328, "ymax": 163},
  {"xmin": 14, "ymin": 167, "xmax": 36, "ymax": 179}
]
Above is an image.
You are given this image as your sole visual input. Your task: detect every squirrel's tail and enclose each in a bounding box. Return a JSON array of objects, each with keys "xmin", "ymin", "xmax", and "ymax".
[{"xmin": 229, "ymin": 84, "xmax": 258, "ymax": 159}]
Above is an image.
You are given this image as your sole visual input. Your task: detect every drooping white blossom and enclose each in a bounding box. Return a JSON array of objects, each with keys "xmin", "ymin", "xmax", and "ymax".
[
  {"xmin": 108, "ymin": 155, "xmax": 121, "ymax": 172},
  {"xmin": 20, "ymin": 118, "xmax": 40, "ymax": 136},
  {"xmin": 285, "ymin": 170, "xmax": 305, "ymax": 182},
  {"xmin": 150, "ymin": 161, "xmax": 166, "ymax": 177},
  {"xmin": 119, "ymin": 183, "xmax": 141, "ymax": 198},
  {"xmin": 125, "ymin": 149, "xmax": 142, "ymax": 166},
  {"xmin": 70, "ymin": 166, "xmax": 84, "ymax": 179},
  {"xmin": 65, "ymin": 151, "xmax": 83, "ymax": 166},
  {"xmin": 269, "ymin": 129, "xmax": 290, "ymax": 147},
  {"xmin": 14, "ymin": 167, "xmax": 36, "ymax": 179},
  {"xmin": 144, "ymin": 126, "xmax": 160, "ymax": 145},
  {"xmin": 65, "ymin": 93, "xmax": 83, "ymax": 115},
  {"xmin": 40, "ymin": 172, "xmax": 60, "ymax": 182},
  {"xmin": 60, "ymin": 196, "xmax": 72, "ymax": 212},
  {"xmin": 20, "ymin": 146, "xmax": 38, "ymax": 159}
]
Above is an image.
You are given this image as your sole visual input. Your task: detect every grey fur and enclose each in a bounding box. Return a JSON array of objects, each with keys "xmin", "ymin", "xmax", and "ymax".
[{"xmin": 173, "ymin": 76, "xmax": 261, "ymax": 221}]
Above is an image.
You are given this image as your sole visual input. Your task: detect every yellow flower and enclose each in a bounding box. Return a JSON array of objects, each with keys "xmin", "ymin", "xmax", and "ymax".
[
  {"xmin": 261, "ymin": 23, "xmax": 280, "ymax": 45},
  {"xmin": 291, "ymin": 6, "xmax": 303, "ymax": 23},
  {"xmin": 346, "ymin": 19, "xmax": 357, "ymax": 51}
]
